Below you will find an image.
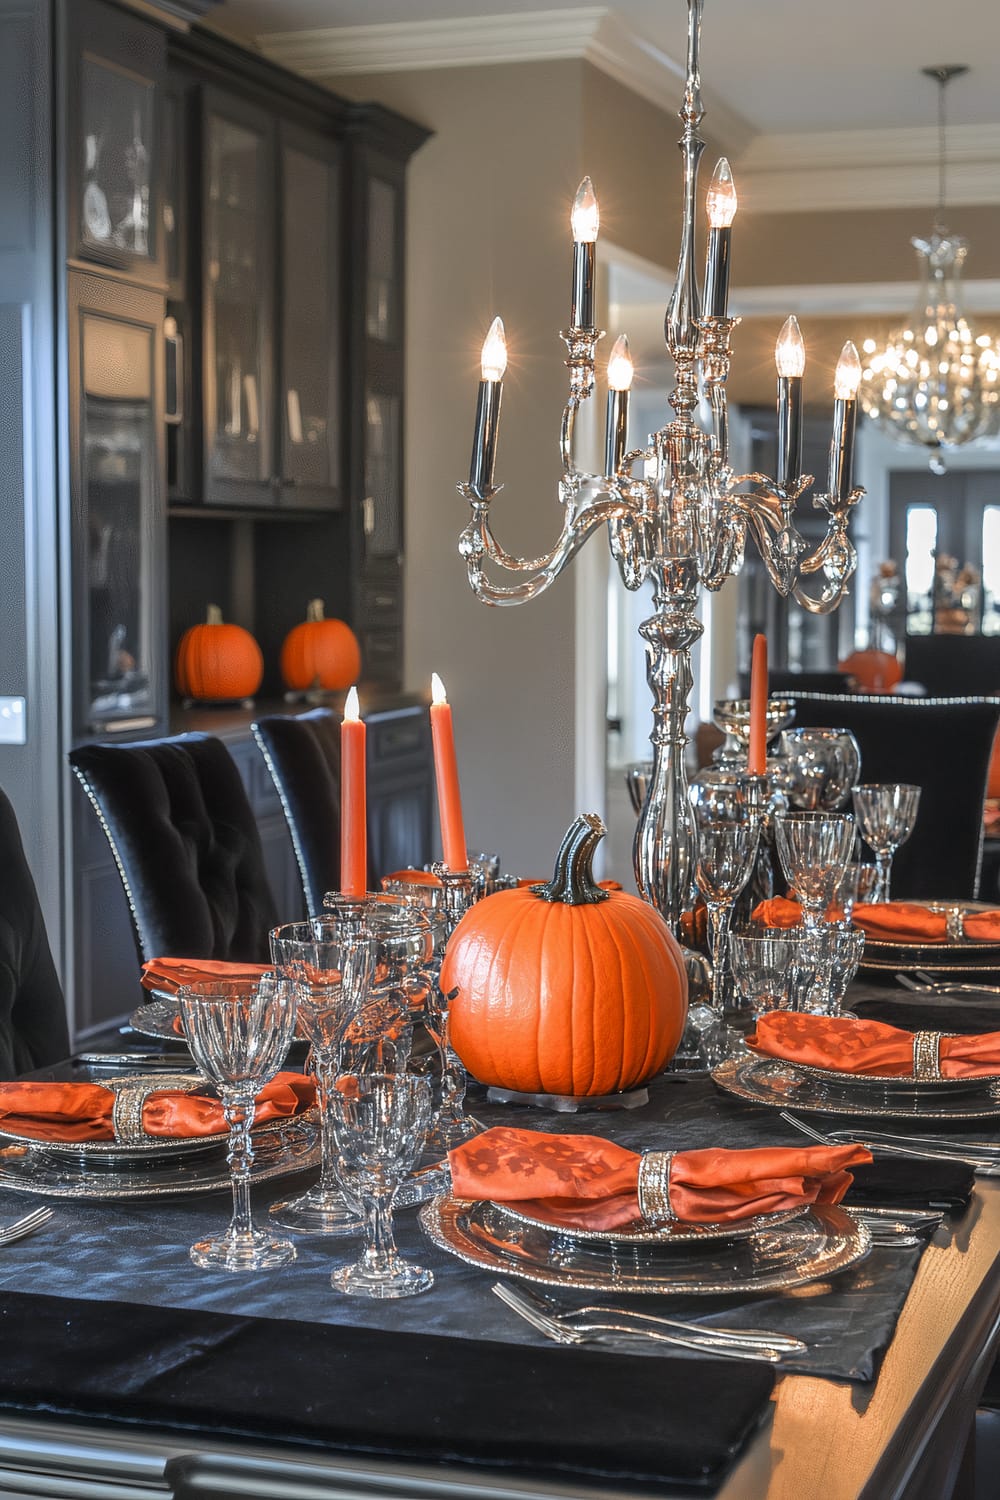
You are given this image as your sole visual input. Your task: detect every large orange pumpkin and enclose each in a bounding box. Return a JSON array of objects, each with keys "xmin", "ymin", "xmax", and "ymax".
[
  {"xmin": 280, "ymin": 599, "xmax": 361, "ymax": 692},
  {"xmin": 441, "ymin": 814, "xmax": 688, "ymax": 1097},
  {"xmin": 175, "ymin": 605, "xmax": 264, "ymax": 701}
]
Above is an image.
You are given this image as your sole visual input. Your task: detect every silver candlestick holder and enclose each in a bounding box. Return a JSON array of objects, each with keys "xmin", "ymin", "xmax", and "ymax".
[{"xmin": 453, "ymin": 0, "xmax": 863, "ymax": 941}]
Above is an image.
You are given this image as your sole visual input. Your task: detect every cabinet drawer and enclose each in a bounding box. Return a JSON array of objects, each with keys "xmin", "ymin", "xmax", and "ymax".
[
  {"xmin": 367, "ymin": 713, "xmax": 429, "ymax": 768},
  {"xmin": 361, "ymin": 579, "xmax": 401, "ymax": 624}
]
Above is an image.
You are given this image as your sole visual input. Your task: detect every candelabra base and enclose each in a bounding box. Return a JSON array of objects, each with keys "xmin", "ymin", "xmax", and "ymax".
[{"xmin": 485, "ymin": 1084, "xmax": 650, "ymax": 1112}]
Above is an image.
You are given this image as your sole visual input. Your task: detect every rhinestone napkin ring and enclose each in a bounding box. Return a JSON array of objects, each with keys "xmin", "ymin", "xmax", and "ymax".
[
  {"xmin": 637, "ymin": 1151, "xmax": 676, "ymax": 1224},
  {"xmin": 912, "ymin": 1031, "xmax": 943, "ymax": 1081}
]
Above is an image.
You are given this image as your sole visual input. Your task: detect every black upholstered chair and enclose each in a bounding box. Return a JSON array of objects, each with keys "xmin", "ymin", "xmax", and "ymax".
[
  {"xmin": 739, "ymin": 668, "xmax": 853, "ymax": 697},
  {"xmin": 0, "ymin": 787, "xmax": 69, "ymax": 1077},
  {"xmin": 251, "ymin": 708, "xmax": 344, "ymax": 918},
  {"xmin": 903, "ymin": 634, "xmax": 1000, "ymax": 698},
  {"xmin": 782, "ymin": 692, "xmax": 1000, "ymax": 900},
  {"xmin": 69, "ymin": 734, "xmax": 277, "ymax": 965}
]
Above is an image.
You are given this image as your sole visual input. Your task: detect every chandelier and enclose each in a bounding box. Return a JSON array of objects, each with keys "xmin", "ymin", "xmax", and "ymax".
[
  {"xmin": 453, "ymin": 0, "xmax": 865, "ymax": 937},
  {"xmin": 859, "ymin": 66, "xmax": 1000, "ymax": 457}
]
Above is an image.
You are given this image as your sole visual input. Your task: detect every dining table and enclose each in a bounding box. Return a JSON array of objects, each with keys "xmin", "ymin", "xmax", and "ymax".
[{"xmin": 2, "ymin": 981, "xmax": 1000, "ymax": 1500}]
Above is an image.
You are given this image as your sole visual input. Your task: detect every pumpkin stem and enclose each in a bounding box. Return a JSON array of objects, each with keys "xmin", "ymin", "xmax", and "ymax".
[
  {"xmin": 531, "ymin": 813, "xmax": 610, "ymax": 905},
  {"xmin": 206, "ymin": 604, "xmax": 223, "ymax": 625},
  {"xmin": 306, "ymin": 598, "xmax": 325, "ymax": 622}
]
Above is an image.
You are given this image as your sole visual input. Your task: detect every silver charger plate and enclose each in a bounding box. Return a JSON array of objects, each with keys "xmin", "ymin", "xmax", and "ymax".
[
  {"xmin": 490, "ymin": 1198, "xmax": 807, "ymax": 1245},
  {"xmin": 128, "ymin": 997, "xmax": 185, "ymax": 1042},
  {"xmin": 713, "ymin": 1053, "xmax": 1000, "ymax": 1120},
  {"xmin": 0, "ymin": 1117, "xmax": 319, "ymax": 1200},
  {"xmin": 0, "ymin": 1101, "xmax": 298, "ymax": 1169},
  {"xmin": 419, "ymin": 1196, "xmax": 870, "ymax": 1296},
  {"xmin": 857, "ymin": 901, "xmax": 1000, "ymax": 978},
  {"xmin": 771, "ymin": 1047, "xmax": 1000, "ymax": 1092}
]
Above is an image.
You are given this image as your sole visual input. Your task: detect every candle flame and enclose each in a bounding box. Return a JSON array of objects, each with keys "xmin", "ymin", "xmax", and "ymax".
[
  {"xmin": 571, "ymin": 177, "xmax": 600, "ymax": 243},
  {"xmin": 344, "ymin": 685, "xmax": 360, "ymax": 721},
  {"xmin": 706, "ymin": 158, "xmax": 737, "ymax": 229},
  {"xmin": 607, "ymin": 334, "xmax": 634, "ymax": 392},
  {"xmin": 431, "ymin": 672, "xmax": 447, "ymax": 706},
  {"xmin": 834, "ymin": 340, "xmax": 862, "ymax": 400},
  {"xmin": 775, "ymin": 316, "xmax": 806, "ymax": 378},
  {"xmin": 480, "ymin": 316, "xmax": 507, "ymax": 381}
]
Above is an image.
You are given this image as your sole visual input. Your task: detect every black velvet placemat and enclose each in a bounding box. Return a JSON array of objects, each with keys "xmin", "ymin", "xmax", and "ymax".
[{"xmin": 0, "ymin": 1289, "xmax": 774, "ymax": 1493}]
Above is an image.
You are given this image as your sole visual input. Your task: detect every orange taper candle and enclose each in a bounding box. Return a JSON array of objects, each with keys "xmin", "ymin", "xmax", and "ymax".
[
  {"xmin": 748, "ymin": 634, "xmax": 768, "ymax": 775},
  {"xmin": 340, "ymin": 685, "xmax": 367, "ymax": 896},
  {"xmin": 430, "ymin": 672, "xmax": 469, "ymax": 871}
]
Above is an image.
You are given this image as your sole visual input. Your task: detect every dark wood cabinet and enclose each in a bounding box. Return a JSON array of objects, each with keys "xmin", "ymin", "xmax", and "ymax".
[
  {"xmin": 64, "ymin": 0, "xmax": 166, "ymax": 284},
  {"xmin": 67, "ymin": 272, "xmax": 168, "ymax": 737}
]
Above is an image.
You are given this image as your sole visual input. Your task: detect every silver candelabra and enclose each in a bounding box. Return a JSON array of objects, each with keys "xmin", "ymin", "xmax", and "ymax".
[{"xmin": 455, "ymin": 0, "xmax": 864, "ymax": 936}]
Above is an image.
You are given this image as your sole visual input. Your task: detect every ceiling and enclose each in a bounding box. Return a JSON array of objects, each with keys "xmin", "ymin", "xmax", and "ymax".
[{"xmin": 212, "ymin": 0, "xmax": 1000, "ymax": 138}]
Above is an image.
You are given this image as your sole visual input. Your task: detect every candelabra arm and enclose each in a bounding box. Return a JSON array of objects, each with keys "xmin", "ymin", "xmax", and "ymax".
[
  {"xmin": 457, "ymin": 479, "xmax": 645, "ymax": 607},
  {"xmin": 791, "ymin": 489, "xmax": 863, "ymax": 614}
]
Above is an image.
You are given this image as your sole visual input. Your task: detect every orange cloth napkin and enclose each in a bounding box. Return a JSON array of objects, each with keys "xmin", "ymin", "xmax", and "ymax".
[
  {"xmin": 752, "ymin": 896, "xmax": 845, "ymax": 928},
  {"xmin": 0, "ymin": 1071, "xmax": 315, "ymax": 1144},
  {"xmin": 851, "ymin": 903, "xmax": 1000, "ymax": 944},
  {"xmin": 447, "ymin": 1126, "xmax": 869, "ymax": 1231},
  {"xmin": 140, "ymin": 958, "xmax": 270, "ymax": 996},
  {"xmin": 749, "ymin": 1012, "xmax": 1000, "ymax": 1079}
]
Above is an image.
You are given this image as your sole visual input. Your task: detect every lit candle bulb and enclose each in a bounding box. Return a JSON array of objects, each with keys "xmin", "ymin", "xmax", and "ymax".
[
  {"xmin": 340, "ymin": 685, "xmax": 367, "ymax": 898},
  {"xmin": 604, "ymin": 334, "xmax": 633, "ymax": 476},
  {"xmin": 775, "ymin": 315, "xmax": 805, "ymax": 488},
  {"xmin": 828, "ymin": 340, "xmax": 862, "ymax": 499},
  {"xmin": 468, "ymin": 316, "xmax": 506, "ymax": 496},
  {"xmin": 704, "ymin": 158, "xmax": 737, "ymax": 318},
  {"xmin": 570, "ymin": 176, "xmax": 600, "ymax": 330}
]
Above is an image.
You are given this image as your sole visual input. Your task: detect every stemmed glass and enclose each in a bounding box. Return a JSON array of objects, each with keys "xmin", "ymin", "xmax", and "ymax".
[
  {"xmin": 689, "ymin": 778, "xmax": 762, "ymax": 1017},
  {"xmin": 852, "ymin": 783, "xmax": 922, "ymax": 903},
  {"xmin": 378, "ymin": 868, "xmax": 483, "ymax": 1150},
  {"xmin": 177, "ymin": 973, "xmax": 298, "ymax": 1272},
  {"xmin": 330, "ymin": 1073, "xmax": 433, "ymax": 1299},
  {"xmin": 778, "ymin": 727, "xmax": 862, "ymax": 812},
  {"xmin": 774, "ymin": 813, "xmax": 856, "ymax": 930},
  {"xmin": 268, "ymin": 913, "xmax": 375, "ymax": 1236}
]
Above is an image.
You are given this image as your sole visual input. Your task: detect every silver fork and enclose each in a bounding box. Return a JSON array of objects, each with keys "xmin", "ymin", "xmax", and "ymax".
[
  {"xmin": 491, "ymin": 1282, "xmax": 786, "ymax": 1362},
  {"xmin": 506, "ymin": 1282, "xmax": 807, "ymax": 1355},
  {"xmin": 0, "ymin": 1206, "xmax": 53, "ymax": 1246},
  {"xmin": 779, "ymin": 1108, "xmax": 1000, "ymax": 1174},
  {"xmin": 896, "ymin": 971, "xmax": 1000, "ymax": 996}
]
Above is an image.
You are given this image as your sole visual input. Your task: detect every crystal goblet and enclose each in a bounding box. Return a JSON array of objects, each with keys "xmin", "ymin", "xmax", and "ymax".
[
  {"xmin": 689, "ymin": 778, "xmax": 762, "ymax": 1017},
  {"xmin": 268, "ymin": 913, "xmax": 375, "ymax": 1236},
  {"xmin": 729, "ymin": 930, "xmax": 819, "ymax": 1020},
  {"xmin": 177, "ymin": 973, "xmax": 298, "ymax": 1272},
  {"xmin": 330, "ymin": 1073, "xmax": 433, "ymax": 1299},
  {"xmin": 774, "ymin": 812, "xmax": 856, "ymax": 930},
  {"xmin": 779, "ymin": 727, "xmax": 862, "ymax": 812},
  {"xmin": 852, "ymin": 783, "xmax": 922, "ymax": 904}
]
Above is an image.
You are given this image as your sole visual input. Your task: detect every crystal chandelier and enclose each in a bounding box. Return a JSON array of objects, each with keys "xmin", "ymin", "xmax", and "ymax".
[
  {"xmin": 453, "ymin": 0, "xmax": 865, "ymax": 936},
  {"xmin": 860, "ymin": 66, "xmax": 1000, "ymax": 457}
]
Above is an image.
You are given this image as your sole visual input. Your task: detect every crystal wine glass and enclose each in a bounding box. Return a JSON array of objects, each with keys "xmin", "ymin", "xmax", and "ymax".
[
  {"xmin": 689, "ymin": 778, "xmax": 761, "ymax": 1016},
  {"xmin": 852, "ymin": 783, "xmax": 922, "ymax": 904},
  {"xmin": 268, "ymin": 913, "xmax": 375, "ymax": 1236},
  {"xmin": 729, "ymin": 930, "xmax": 819, "ymax": 1020},
  {"xmin": 330, "ymin": 1073, "xmax": 433, "ymax": 1299},
  {"xmin": 779, "ymin": 727, "xmax": 862, "ymax": 812},
  {"xmin": 177, "ymin": 973, "xmax": 298, "ymax": 1272},
  {"xmin": 774, "ymin": 812, "xmax": 857, "ymax": 931}
]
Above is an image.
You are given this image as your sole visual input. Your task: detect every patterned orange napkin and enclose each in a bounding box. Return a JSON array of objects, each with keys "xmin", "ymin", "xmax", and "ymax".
[
  {"xmin": 447, "ymin": 1126, "xmax": 869, "ymax": 1231},
  {"xmin": 140, "ymin": 958, "xmax": 270, "ymax": 995},
  {"xmin": 851, "ymin": 903, "xmax": 1000, "ymax": 944},
  {"xmin": 749, "ymin": 1012, "xmax": 1000, "ymax": 1079},
  {"xmin": 0, "ymin": 1072, "xmax": 315, "ymax": 1143}
]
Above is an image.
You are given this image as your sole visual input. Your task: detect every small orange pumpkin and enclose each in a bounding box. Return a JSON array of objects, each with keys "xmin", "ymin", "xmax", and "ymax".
[
  {"xmin": 280, "ymin": 599, "xmax": 361, "ymax": 693},
  {"xmin": 838, "ymin": 649, "xmax": 902, "ymax": 694},
  {"xmin": 441, "ymin": 814, "xmax": 688, "ymax": 1097},
  {"xmin": 175, "ymin": 604, "xmax": 264, "ymax": 702}
]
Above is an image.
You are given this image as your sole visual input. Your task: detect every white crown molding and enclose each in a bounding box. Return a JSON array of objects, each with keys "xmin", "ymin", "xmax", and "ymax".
[
  {"xmin": 257, "ymin": 8, "xmax": 607, "ymax": 75},
  {"xmin": 729, "ymin": 279, "xmax": 1000, "ymax": 318},
  {"xmin": 254, "ymin": 7, "xmax": 754, "ymax": 152},
  {"xmin": 737, "ymin": 123, "xmax": 1000, "ymax": 213}
]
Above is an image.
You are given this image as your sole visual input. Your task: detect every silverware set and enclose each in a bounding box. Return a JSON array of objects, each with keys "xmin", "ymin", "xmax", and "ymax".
[
  {"xmin": 780, "ymin": 1108, "xmax": 1000, "ymax": 1175},
  {"xmin": 0, "ymin": 1206, "xmax": 53, "ymax": 1247},
  {"xmin": 895, "ymin": 971, "xmax": 1000, "ymax": 997},
  {"xmin": 491, "ymin": 1281, "xmax": 804, "ymax": 1362}
]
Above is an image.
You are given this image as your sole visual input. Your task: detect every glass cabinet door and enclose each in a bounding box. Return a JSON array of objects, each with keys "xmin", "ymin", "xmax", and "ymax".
[
  {"xmin": 279, "ymin": 128, "xmax": 342, "ymax": 508},
  {"xmin": 70, "ymin": 275, "xmax": 166, "ymax": 735},
  {"xmin": 68, "ymin": 1, "xmax": 165, "ymax": 280},
  {"xmin": 203, "ymin": 91, "xmax": 275, "ymax": 506}
]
